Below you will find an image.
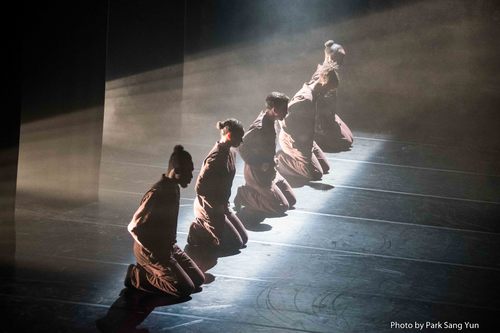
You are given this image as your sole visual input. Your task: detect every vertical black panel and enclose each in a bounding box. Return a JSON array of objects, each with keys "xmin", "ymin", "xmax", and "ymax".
[
  {"xmin": 101, "ymin": 0, "xmax": 186, "ymax": 157},
  {"xmin": 18, "ymin": 1, "xmax": 108, "ymax": 206},
  {"xmin": 0, "ymin": 2, "xmax": 21, "ymax": 276}
]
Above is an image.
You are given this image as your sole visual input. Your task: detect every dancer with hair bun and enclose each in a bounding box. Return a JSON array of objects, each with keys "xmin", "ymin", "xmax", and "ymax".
[
  {"xmin": 187, "ymin": 119, "xmax": 248, "ymax": 252},
  {"xmin": 235, "ymin": 92, "xmax": 296, "ymax": 216},
  {"xmin": 125, "ymin": 145, "xmax": 204, "ymax": 297}
]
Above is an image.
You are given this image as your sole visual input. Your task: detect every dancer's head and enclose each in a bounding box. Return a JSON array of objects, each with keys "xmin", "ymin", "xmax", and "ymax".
[
  {"xmin": 217, "ymin": 118, "xmax": 245, "ymax": 147},
  {"xmin": 324, "ymin": 40, "xmax": 345, "ymax": 66},
  {"xmin": 265, "ymin": 92, "xmax": 289, "ymax": 121},
  {"xmin": 167, "ymin": 145, "xmax": 194, "ymax": 188}
]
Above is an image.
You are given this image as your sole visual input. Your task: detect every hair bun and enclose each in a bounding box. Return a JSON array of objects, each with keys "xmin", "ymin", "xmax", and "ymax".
[{"xmin": 173, "ymin": 145, "xmax": 184, "ymax": 153}]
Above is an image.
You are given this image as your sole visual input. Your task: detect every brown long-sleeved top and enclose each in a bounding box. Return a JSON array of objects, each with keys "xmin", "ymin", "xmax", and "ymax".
[
  {"xmin": 281, "ymin": 83, "xmax": 317, "ymax": 153},
  {"xmin": 238, "ymin": 110, "xmax": 276, "ymax": 166},
  {"xmin": 195, "ymin": 141, "xmax": 236, "ymax": 205},
  {"xmin": 127, "ymin": 175, "xmax": 179, "ymax": 260},
  {"xmin": 309, "ymin": 63, "xmax": 340, "ymax": 129}
]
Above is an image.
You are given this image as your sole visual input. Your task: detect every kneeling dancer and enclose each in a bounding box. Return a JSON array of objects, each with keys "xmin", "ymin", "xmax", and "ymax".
[
  {"xmin": 188, "ymin": 119, "xmax": 248, "ymax": 250},
  {"xmin": 125, "ymin": 145, "xmax": 204, "ymax": 297}
]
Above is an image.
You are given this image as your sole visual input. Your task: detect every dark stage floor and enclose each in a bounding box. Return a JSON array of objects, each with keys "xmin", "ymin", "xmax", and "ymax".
[{"xmin": 6, "ymin": 131, "xmax": 500, "ymax": 332}]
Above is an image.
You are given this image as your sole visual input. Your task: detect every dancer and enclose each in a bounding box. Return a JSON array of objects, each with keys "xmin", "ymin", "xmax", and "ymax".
[
  {"xmin": 312, "ymin": 40, "xmax": 353, "ymax": 152},
  {"xmin": 187, "ymin": 119, "xmax": 248, "ymax": 251},
  {"xmin": 125, "ymin": 145, "xmax": 204, "ymax": 297},
  {"xmin": 276, "ymin": 63, "xmax": 337, "ymax": 182},
  {"xmin": 235, "ymin": 92, "xmax": 296, "ymax": 216}
]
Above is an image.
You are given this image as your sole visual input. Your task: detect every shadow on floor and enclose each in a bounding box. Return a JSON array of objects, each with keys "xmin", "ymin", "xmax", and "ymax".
[
  {"xmin": 306, "ymin": 182, "xmax": 335, "ymax": 191},
  {"xmin": 95, "ymin": 288, "xmax": 191, "ymax": 333},
  {"xmin": 235, "ymin": 207, "xmax": 272, "ymax": 231},
  {"xmin": 283, "ymin": 175, "xmax": 335, "ymax": 191},
  {"xmin": 183, "ymin": 243, "xmax": 245, "ymax": 286}
]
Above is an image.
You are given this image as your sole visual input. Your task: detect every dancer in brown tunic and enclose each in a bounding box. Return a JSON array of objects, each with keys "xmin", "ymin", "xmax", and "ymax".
[
  {"xmin": 125, "ymin": 145, "xmax": 204, "ymax": 297},
  {"xmin": 276, "ymin": 63, "xmax": 338, "ymax": 182},
  {"xmin": 312, "ymin": 40, "xmax": 353, "ymax": 152},
  {"xmin": 235, "ymin": 92, "xmax": 296, "ymax": 215},
  {"xmin": 187, "ymin": 119, "xmax": 248, "ymax": 250}
]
